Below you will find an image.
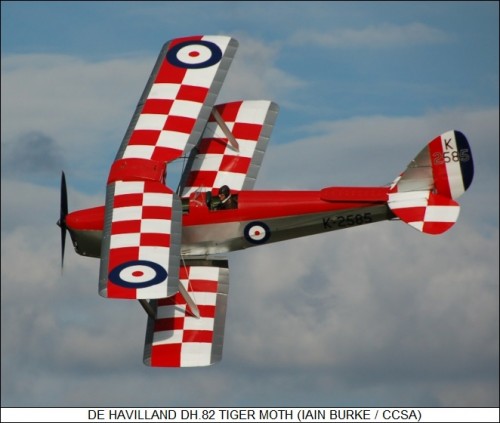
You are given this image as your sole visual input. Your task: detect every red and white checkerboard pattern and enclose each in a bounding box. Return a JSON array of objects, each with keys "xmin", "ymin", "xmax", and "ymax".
[
  {"xmin": 120, "ymin": 35, "xmax": 237, "ymax": 163},
  {"xmin": 181, "ymin": 100, "xmax": 279, "ymax": 197},
  {"xmin": 388, "ymin": 190, "xmax": 460, "ymax": 235},
  {"xmin": 100, "ymin": 36, "xmax": 237, "ymax": 299},
  {"xmin": 99, "ymin": 180, "xmax": 182, "ymax": 299},
  {"xmin": 144, "ymin": 263, "xmax": 229, "ymax": 367}
]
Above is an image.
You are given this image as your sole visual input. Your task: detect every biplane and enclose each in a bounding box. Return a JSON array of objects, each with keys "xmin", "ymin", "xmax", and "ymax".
[{"xmin": 57, "ymin": 35, "xmax": 474, "ymax": 367}]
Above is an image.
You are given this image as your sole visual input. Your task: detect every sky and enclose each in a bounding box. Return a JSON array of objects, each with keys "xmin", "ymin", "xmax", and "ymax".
[{"xmin": 1, "ymin": 1, "xmax": 499, "ymax": 409}]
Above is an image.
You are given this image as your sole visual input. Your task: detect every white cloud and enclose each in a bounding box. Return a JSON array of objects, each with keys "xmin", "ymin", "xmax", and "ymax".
[
  {"xmin": 218, "ymin": 34, "xmax": 305, "ymax": 103},
  {"xmin": 1, "ymin": 54, "xmax": 149, "ymax": 141},
  {"xmin": 1, "ymin": 54, "xmax": 152, "ymax": 184},
  {"xmin": 290, "ymin": 23, "xmax": 452, "ymax": 49}
]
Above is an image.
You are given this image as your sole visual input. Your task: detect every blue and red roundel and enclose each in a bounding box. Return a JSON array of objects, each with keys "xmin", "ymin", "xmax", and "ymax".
[
  {"xmin": 167, "ymin": 40, "xmax": 223, "ymax": 69},
  {"xmin": 109, "ymin": 260, "xmax": 168, "ymax": 289},
  {"xmin": 244, "ymin": 221, "xmax": 271, "ymax": 245}
]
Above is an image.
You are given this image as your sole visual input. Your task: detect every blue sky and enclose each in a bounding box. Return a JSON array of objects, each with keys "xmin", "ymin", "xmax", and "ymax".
[{"xmin": 1, "ymin": 1, "xmax": 498, "ymax": 410}]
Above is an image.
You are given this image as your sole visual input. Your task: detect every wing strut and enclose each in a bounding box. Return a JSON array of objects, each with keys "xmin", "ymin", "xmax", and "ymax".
[
  {"xmin": 138, "ymin": 281, "xmax": 200, "ymax": 319},
  {"xmin": 138, "ymin": 286, "xmax": 200, "ymax": 319},
  {"xmin": 211, "ymin": 108, "xmax": 240, "ymax": 152},
  {"xmin": 178, "ymin": 282, "xmax": 201, "ymax": 319},
  {"xmin": 139, "ymin": 300, "xmax": 155, "ymax": 319}
]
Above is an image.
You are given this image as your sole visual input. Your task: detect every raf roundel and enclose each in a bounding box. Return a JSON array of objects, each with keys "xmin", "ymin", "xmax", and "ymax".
[
  {"xmin": 244, "ymin": 221, "xmax": 271, "ymax": 245},
  {"xmin": 109, "ymin": 260, "xmax": 168, "ymax": 289},
  {"xmin": 167, "ymin": 40, "xmax": 223, "ymax": 69}
]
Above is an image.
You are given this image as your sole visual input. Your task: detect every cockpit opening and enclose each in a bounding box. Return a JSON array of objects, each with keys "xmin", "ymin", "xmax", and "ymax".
[{"xmin": 182, "ymin": 186, "xmax": 239, "ymax": 214}]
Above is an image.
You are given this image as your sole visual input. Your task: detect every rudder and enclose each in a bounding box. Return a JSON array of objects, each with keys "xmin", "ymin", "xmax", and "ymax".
[
  {"xmin": 388, "ymin": 131, "xmax": 474, "ymax": 235},
  {"xmin": 428, "ymin": 130, "xmax": 473, "ymax": 200}
]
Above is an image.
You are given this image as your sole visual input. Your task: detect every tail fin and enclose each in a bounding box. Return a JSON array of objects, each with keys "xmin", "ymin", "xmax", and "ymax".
[{"xmin": 388, "ymin": 130, "xmax": 474, "ymax": 234}]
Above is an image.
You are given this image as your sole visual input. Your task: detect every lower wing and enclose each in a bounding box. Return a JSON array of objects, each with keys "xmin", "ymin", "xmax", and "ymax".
[{"xmin": 143, "ymin": 258, "xmax": 229, "ymax": 367}]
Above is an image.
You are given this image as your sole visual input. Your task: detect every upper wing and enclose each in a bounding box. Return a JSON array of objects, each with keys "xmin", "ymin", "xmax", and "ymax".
[
  {"xmin": 116, "ymin": 35, "xmax": 238, "ymax": 163},
  {"xmin": 99, "ymin": 36, "xmax": 238, "ymax": 299},
  {"xmin": 143, "ymin": 258, "xmax": 229, "ymax": 367},
  {"xmin": 179, "ymin": 100, "xmax": 279, "ymax": 197}
]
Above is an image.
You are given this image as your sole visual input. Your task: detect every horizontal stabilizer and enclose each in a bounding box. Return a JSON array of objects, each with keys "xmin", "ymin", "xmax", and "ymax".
[{"xmin": 388, "ymin": 191, "xmax": 459, "ymax": 234}]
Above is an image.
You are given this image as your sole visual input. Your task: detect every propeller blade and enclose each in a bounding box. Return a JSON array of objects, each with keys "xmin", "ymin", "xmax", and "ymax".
[
  {"xmin": 57, "ymin": 171, "xmax": 68, "ymax": 268},
  {"xmin": 61, "ymin": 171, "xmax": 68, "ymax": 219}
]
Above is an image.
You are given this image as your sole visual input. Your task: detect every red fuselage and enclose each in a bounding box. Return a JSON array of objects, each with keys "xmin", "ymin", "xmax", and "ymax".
[{"xmin": 66, "ymin": 187, "xmax": 393, "ymax": 258}]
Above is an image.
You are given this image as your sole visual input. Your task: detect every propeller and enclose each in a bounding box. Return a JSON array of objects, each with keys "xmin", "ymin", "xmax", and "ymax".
[{"xmin": 57, "ymin": 171, "xmax": 68, "ymax": 268}]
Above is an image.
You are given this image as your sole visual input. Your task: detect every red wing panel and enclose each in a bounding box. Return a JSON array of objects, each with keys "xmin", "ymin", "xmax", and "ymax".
[
  {"xmin": 143, "ymin": 259, "xmax": 229, "ymax": 367},
  {"xmin": 180, "ymin": 101, "xmax": 279, "ymax": 197}
]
